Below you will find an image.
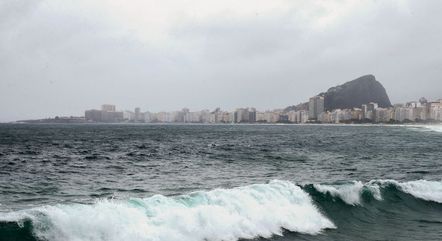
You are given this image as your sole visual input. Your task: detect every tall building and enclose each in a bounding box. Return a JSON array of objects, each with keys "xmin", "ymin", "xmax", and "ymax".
[
  {"xmin": 309, "ymin": 96, "xmax": 324, "ymax": 120},
  {"xmin": 361, "ymin": 104, "xmax": 367, "ymax": 119},
  {"xmin": 248, "ymin": 108, "xmax": 256, "ymax": 123}
]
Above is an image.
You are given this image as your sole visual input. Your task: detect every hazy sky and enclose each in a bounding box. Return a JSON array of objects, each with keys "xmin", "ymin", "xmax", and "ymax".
[{"xmin": 1, "ymin": 0, "xmax": 441, "ymax": 121}]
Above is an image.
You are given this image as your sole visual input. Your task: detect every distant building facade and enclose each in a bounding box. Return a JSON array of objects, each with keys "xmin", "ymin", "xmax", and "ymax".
[
  {"xmin": 85, "ymin": 104, "xmax": 123, "ymax": 122},
  {"xmin": 309, "ymin": 96, "xmax": 324, "ymax": 120},
  {"xmin": 82, "ymin": 97, "xmax": 441, "ymax": 124},
  {"xmin": 234, "ymin": 108, "xmax": 256, "ymax": 123}
]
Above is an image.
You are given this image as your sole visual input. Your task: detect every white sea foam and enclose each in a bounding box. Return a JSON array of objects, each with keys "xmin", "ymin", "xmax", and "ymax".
[
  {"xmin": 1, "ymin": 180, "xmax": 334, "ymax": 241},
  {"xmin": 376, "ymin": 179, "xmax": 442, "ymax": 203},
  {"xmin": 422, "ymin": 125, "xmax": 442, "ymax": 133},
  {"xmin": 312, "ymin": 180, "xmax": 442, "ymax": 205},
  {"xmin": 313, "ymin": 181, "xmax": 381, "ymax": 205},
  {"xmin": 405, "ymin": 125, "xmax": 442, "ymax": 133}
]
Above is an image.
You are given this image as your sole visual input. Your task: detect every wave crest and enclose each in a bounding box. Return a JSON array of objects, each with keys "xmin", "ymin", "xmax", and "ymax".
[
  {"xmin": 310, "ymin": 180, "xmax": 442, "ymax": 205},
  {"xmin": 2, "ymin": 180, "xmax": 334, "ymax": 241},
  {"xmin": 312, "ymin": 181, "xmax": 381, "ymax": 205},
  {"xmin": 375, "ymin": 179, "xmax": 442, "ymax": 203}
]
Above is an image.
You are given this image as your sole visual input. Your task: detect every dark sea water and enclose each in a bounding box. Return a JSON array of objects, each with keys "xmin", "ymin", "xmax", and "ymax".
[{"xmin": 0, "ymin": 123, "xmax": 441, "ymax": 241}]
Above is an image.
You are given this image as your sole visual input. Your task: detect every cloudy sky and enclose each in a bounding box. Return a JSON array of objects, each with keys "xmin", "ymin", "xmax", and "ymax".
[{"xmin": 1, "ymin": 0, "xmax": 441, "ymax": 121}]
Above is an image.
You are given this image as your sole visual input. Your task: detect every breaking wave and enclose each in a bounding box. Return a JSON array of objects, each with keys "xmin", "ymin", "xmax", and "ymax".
[
  {"xmin": 2, "ymin": 179, "xmax": 442, "ymax": 241},
  {"xmin": 0, "ymin": 180, "xmax": 334, "ymax": 241},
  {"xmin": 311, "ymin": 181, "xmax": 382, "ymax": 205},
  {"xmin": 307, "ymin": 179, "xmax": 442, "ymax": 205},
  {"xmin": 378, "ymin": 179, "xmax": 442, "ymax": 203}
]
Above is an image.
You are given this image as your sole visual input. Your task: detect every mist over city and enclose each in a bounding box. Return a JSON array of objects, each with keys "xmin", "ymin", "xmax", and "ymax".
[{"xmin": 1, "ymin": 0, "xmax": 442, "ymax": 122}]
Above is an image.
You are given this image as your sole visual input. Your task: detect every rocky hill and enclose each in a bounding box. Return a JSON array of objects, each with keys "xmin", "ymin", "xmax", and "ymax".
[{"xmin": 320, "ymin": 75, "xmax": 391, "ymax": 110}]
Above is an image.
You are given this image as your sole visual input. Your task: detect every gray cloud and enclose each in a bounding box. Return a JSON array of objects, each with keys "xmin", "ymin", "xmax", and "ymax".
[{"xmin": 0, "ymin": 0, "xmax": 441, "ymax": 121}]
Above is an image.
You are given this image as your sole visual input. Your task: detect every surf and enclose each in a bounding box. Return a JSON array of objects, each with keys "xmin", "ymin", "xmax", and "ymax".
[
  {"xmin": 0, "ymin": 180, "xmax": 334, "ymax": 241},
  {"xmin": 305, "ymin": 179, "xmax": 442, "ymax": 205},
  {"xmin": 1, "ymin": 179, "xmax": 442, "ymax": 241}
]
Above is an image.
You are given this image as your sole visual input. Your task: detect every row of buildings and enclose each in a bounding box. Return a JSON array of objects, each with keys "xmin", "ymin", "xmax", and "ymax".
[
  {"xmin": 311, "ymin": 97, "xmax": 442, "ymax": 123},
  {"xmin": 85, "ymin": 105, "xmax": 310, "ymax": 124},
  {"xmin": 84, "ymin": 97, "xmax": 442, "ymax": 124}
]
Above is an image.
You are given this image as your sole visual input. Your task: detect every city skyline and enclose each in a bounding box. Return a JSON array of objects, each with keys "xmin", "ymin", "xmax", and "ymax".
[
  {"xmin": 85, "ymin": 96, "xmax": 441, "ymax": 124},
  {"xmin": 16, "ymin": 94, "xmax": 442, "ymax": 124},
  {"xmin": 1, "ymin": 73, "xmax": 440, "ymax": 122},
  {"xmin": 8, "ymin": 76, "xmax": 442, "ymax": 123}
]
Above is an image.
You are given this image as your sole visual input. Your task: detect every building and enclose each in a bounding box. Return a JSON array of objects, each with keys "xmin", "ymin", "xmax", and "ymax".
[
  {"xmin": 374, "ymin": 108, "xmax": 392, "ymax": 123},
  {"xmin": 85, "ymin": 109, "xmax": 103, "ymax": 122},
  {"xmin": 296, "ymin": 110, "xmax": 309, "ymax": 123},
  {"xmin": 134, "ymin": 107, "xmax": 142, "ymax": 122},
  {"xmin": 248, "ymin": 108, "xmax": 257, "ymax": 123},
  {"xmin": 234, "ymin": 108, "xmax": 251, "ymax": 123},
  {"xmin": 200, "ymin": 110, "xmax": 211, "ymax": 123},
  {"xmin": 143, "ymin": 112, "xmax": 154, "ymax": 122},
  {"xmin": 309, "ymin": 96, "xmax": 324, "ymax": 120},
  {"xmin": 367, "ymin": 102, "xmax": 379, "ymax": 111},
  {"xmin": 330, "ymin": 109, "xmax": 341, "ymax": 123},
  {"xmin": 393, "ymin": 106, "xmax": 414, "ymax": 122},
  {"xmin": 362, "ymin": 102, "xmax": 379, "ymax": 120},
  {"xmin": 351, "ymin": 108, "xmax": 363, "ymax": 120},
  {"xmin": 287, "ymin": 111, "xmax": 297, "ymax": 123},
  {"xmin": 123, "ymin": 111, "xmax": 134, "ymax": 121},
  {"xmin": 414, "ymin": 106, "xmax": 427, "ymax": 121},
  {"xmin": 184, "ymin": 111, "xmax": 202, "ymax": 123},
  {"xmin": 318, "ymin": 111, "xmax": 331, "ymax": 123},
  {"xmin": 101, "ymin": 111, "xmax": 124, "ymax": 122},
  {"xmin": 222, "ymin": 112, "xmax": 234, "ymax": 123},
  {"xmin": 429, "ymin": 100, "xmax": 442, "ymax": 121},
  {"xmin": 361, "ymin": 104, "xmax": 368, "ymax": 119},
  {"xmin": 85, "ymin": 104, "xmax": 123, "ymax": 122}
]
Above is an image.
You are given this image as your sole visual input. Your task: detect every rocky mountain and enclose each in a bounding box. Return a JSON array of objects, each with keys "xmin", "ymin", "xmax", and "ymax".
[{"xmin": 319, "ymin": 74, "xmax": 391, "ymax": 111}]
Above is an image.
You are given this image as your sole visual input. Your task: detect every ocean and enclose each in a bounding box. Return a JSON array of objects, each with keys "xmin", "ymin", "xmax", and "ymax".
[{"xmin": 0, "ymin": 123, "xmax": 441, "ymax": 241}]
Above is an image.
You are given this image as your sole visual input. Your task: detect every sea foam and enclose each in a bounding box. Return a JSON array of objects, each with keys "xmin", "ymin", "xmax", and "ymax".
[
  {"xmin": 423, "ymin": 125, "xmax": 442, "ymax": 133},
  {"xmin": 313, "ymin": 181, "xmax": 382, "ymax": 205},
  {"xmin": 311, "ymin": 180, "xmax": 442, "ymax": 205},
  {"xmin": 406, "ymin": 125, "xmax": 442, "ymax": 133},
  {"xmin": 377, "ymin": 179, "xmax": 442, "ymax": 203},
  {"xmin": 2, "ymin": 180, "xmax": 334, "ymax": 241}
]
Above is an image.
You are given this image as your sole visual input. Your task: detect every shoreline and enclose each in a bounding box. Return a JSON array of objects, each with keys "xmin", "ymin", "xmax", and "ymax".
[{"xmin": 4, "ymin": 121, "xmax": 442, "ymax": 126}]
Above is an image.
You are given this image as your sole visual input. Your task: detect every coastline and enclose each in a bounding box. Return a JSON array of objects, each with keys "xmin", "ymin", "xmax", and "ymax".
[{"xmin": 5, "ymin": 121, "xmax": 442, "ymax": 126}]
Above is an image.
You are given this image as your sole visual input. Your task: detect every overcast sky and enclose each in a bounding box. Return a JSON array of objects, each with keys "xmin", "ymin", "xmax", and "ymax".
[{"xmin": 1, "ymin": 0, "xmax": 441, "ymax": 121}]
